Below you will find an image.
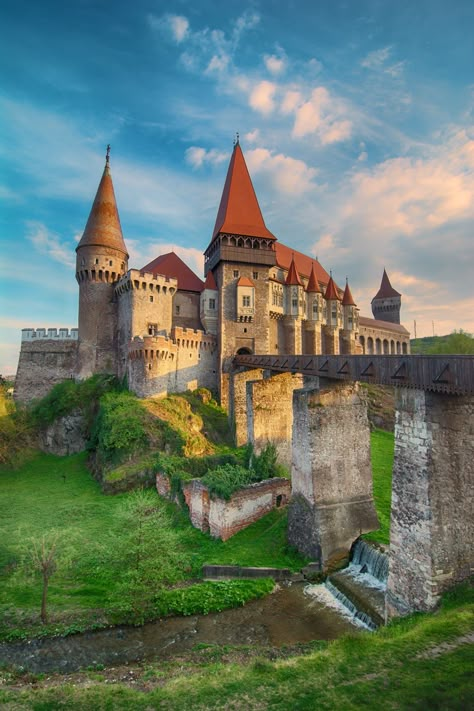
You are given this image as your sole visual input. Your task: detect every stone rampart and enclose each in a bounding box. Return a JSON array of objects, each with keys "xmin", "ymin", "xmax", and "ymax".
[
  {"xmin": 386, "ymin": 389, "xmax": 474, "ymax": 618},
  {"xmin": 15, "ymin": 337, "xmax": 78, "ymax": 403}
]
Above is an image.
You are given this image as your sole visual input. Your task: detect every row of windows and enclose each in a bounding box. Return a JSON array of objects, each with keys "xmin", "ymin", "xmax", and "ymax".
[{"xmin": 233, "ymin": 270, "xmax": 259, "ymax": 280}]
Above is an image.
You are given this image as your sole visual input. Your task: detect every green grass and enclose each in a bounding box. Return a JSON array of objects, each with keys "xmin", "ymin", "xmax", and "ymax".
[
  {"xmin": 1, "ymin": 581, "xmax": 472, "ymax": 709},
  {"xmin": 0, "ymin": 452, "xmax": 304, "ymax": 638},
  {"xmin": 364, "ymin": 428, "xmax": 394, "ymax": 545}
]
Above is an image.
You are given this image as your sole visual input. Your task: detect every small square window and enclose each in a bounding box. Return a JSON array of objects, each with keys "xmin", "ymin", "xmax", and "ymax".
[
  {"xmin": 149, "ymin": 295, "xmax": 154, "ymax": 303},
  {"xmin": 233, "ymin": 270, "xmax": 239, "ymax": 278},
  {"xmin": 242, "ymin": 295, "xmax": 250, "ymax": 307},
  {"xmin": 253, "ymin": 271, "xmax": 258, "ymax": 280},
  {"xmin": 109, "ymin": 260, "xmax": 113, "ymax": 266},
  {"xmin": 209, "ymin": 298, "xmax": 215, "ymax": 309},
  {"xmin": 95, "ymin": 258, "xmax": 99, "ymax": 265}
]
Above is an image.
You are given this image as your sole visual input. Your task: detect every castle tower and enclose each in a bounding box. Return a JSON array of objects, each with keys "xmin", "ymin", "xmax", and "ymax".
[
  {"xmin": 371, "ymin": 269, "xmax": 401, "ymax": 324},
  {"xmin": 303, "ymin": 261, "xmax": 324, "ymax": 353},
  {"xmin": 284, "ymin": 254, "xmax": 304, "ymax": 354},
  {"xmin": 340, "ymin": 279, "xmax": 360, "ymax": 354},
  {"xmin": 204, "ymin": 138, "xmax": 277, "ymax": 405},
  {"xmin": 75, "ymin": 147, "xmax": 129, "ymax": 378},
  {"xmin": 322, "ymin": 274, "xmax": 342, "ymax": 354}
]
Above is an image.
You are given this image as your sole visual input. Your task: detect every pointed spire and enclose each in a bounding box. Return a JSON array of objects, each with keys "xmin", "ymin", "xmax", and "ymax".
[
  {"xmin": 203, "ymin": 269, "xmax": 218, "ymax": 291},
  {"xmin": 285, "ymin": 253, "xmax": 303, "ymax": 286},
  {"xmin": 76, "ymin": 148, "xmax": 129, "ymax": 258},
  {"xmin": 306, "ymin": 261, "xmax": 321, "ymax": 293},
  {"xmin": 324, "ymin": 274, "xmax": 341, "ymax": 301},
  {"xmin": 212, "ymin": 143, "xmax": 276, "ymax": 241},
  {"xmin": 373, "ymin": 269, "xmax": 401, "ymax": 300},
  {"xmin": 342, "ymin": 278, "xmax": 357, "ymax": 306}
]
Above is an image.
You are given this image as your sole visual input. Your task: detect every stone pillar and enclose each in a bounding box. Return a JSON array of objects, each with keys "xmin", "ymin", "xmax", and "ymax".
[
  {"xmin": 229, "ymin": 368, "xmax": 264, "ymax": 446},
  {"xmin": 322, "ymin": 326, "xmax": 339, "ymax": 355},
  {"xmin": 288, "ymin": 381, "xmax": 379, "ymax": 571},
  {"xmin": 283, "ymin": 317, "xmax": 302, "ymax": 355},
  {"xmin": 386, "ymin": 389, "xmax": 474, "ymax": 619},
  {"xmin": 246, "ymin": 373, "xmax": 306, "ymax": 470}
]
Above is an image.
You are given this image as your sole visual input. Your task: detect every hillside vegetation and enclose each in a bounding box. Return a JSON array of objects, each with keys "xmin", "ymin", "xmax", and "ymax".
[{"xmin": 411, "ymin": 329, "xmax": 474, "ymax": 355}]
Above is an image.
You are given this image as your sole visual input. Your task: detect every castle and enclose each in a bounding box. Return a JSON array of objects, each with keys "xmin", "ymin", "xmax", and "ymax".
[{"xmin": 15, "ymin": 141, "xmax": 410, "ymax": 404}]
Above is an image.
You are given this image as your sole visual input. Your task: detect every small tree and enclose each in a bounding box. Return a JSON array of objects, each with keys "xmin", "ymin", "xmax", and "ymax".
[{"xmin": 24, "ymin": 532, "xmax": 69, "ymax": 624}]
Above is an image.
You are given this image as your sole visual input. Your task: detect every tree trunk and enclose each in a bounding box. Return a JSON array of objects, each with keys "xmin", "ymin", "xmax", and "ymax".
[{"xmin": 41, "ymin": 575, "xmax": 49, "ymax": 624}]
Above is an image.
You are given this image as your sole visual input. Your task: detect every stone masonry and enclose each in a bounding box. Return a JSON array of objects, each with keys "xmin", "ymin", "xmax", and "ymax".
[
  {"xmin": 246, "ymin": 372, "xmax": 306, "ymax": 470},
  {"xmin": 386, "ymin": 389, "xmax": 474, "ymax": 618},
  {"xmin": 288, "ymin": 380, "xmax": 379, "ymax": 570}
]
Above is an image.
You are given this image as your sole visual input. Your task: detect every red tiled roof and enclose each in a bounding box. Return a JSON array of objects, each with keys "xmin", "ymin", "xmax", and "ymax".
[
  {"xmin": 203, "ymin": 270, "xmax": 218, "ymax": 290},
  {"xmin": 237, "ymin": 276, "xmax": 255, "ymax": 287},
  {"xmin": 285, "ymin": 255, "xmax": 303, "ymax": 286},
  {"xmin": 324, "ymin": 275, "xmax": 341, "ymax": 301},
  {"xmin": 342, "ymin": 281, "xmax": 357, "ymax": 306},
  {"xmin": 359, "ymin": 316, "xmax": 409, "ymax": 335},
  {"xmin": 275, "ymin": 243, "xmax": 331, "ymax": 287},
  {"xmin": 372, "ymin": 269, "xmax": 401, "ymax": 300},
  {"xmin": 141, "ymin": 252, "xmax": 204, "ymax": 293},
  {"xmin": 77, "ymin": 161, "xmax": 129, "ymax": 257},
  {"xmin": 306, "ymin": 262, "xmax": 321, "ymax": 293},
  {"xmin": 212, "ymin": 143, "xmax": 276, "ymax": 241}
]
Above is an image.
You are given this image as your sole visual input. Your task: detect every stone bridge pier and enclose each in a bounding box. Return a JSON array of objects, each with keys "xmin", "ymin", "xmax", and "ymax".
[
  {"xmin": 386, "ymin": 388, "xmax": 474, "ymax": 619},
  {"xmin": 287, "ymin": 381, "xmax": 379, "ymax": 571}
]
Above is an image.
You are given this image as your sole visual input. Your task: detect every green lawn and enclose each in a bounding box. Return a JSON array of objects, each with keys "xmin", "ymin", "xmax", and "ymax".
[{"xmin": 364, "ymin": 428, "xmax": 394, "ymax": 545}]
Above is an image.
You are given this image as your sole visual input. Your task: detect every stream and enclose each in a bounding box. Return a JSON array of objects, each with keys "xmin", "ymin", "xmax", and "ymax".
[{"xmin": 0, "ymin": 583, "xmax": 357, "ymax": 673}]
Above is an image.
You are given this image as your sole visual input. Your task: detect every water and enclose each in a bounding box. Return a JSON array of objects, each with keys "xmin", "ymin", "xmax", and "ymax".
[
  {"xmin": 305, "ymin": 581, "xmax": 377, "ymax": 631},
  {"xmin": 0, "ymin": 584, "xmax": 357, "ymax": 673},
  {"xmin": 350, "ymin": 540, "xmax": 389, "ymax": 584}
]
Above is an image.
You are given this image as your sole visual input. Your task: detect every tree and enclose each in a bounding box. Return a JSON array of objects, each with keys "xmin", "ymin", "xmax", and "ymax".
[
  {"xmin": 106, "ymin": 490, "xmax": 191, "ymax": 623},
  {"xmin": 24, "ymin": 532, "xmax": 72, "ymax": 624},
  {"xmin": 428, "ymin": 330, "xmax": 474, "ymax": 355}
]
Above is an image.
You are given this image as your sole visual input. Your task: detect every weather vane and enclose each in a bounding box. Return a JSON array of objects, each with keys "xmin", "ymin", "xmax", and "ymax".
[{"xmin": 106, "ymin": 144, "xmax": 111, "ymax": 163}]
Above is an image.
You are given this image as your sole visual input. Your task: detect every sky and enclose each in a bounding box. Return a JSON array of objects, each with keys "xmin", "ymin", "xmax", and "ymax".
[{"xmin": 1, "ymin": 0, "xmax": 474, "ymax": 374}]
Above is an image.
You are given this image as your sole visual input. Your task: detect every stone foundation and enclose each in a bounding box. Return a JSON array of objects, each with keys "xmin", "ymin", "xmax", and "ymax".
[
  {"xmin": 288, "ymin": 381, "xmax": 379, "ymax": 570},
  {"xmin": 386, "ymin": 389, "xmax": 474, "ymax": 619}
]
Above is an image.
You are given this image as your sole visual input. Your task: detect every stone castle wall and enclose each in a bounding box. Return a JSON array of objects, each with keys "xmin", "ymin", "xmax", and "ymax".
[
  {"xmin": 128, "ymin": 327, "xmax": 218, "ymax": 398},
  {"xmin": 15, "ymin": 330, "xmax": 78, "ymax": 402},
  {"xmin": 386, "ymin": 389, "xmax": 474, "ymax": 618}
]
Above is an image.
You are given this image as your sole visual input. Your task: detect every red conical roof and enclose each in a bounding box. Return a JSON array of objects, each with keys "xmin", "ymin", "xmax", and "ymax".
[
  {"xmin": 342, "ymin": 280, "xmax": 357, "ymax": 306},
  {"xmin": 76, "ymin": 158, "xmax": 128, "ymax": 258},
  {"xmin": 306, "ymin": 262, "xmax": 321, "ymax": 293},
  {"xmin": 212, "ymin": 143, "xmax": 276, "ymax": 241},
  {"xmin": 372, "ymin": 269, "xmax": 401, "ymax": 300},
  {"xmin": 285, "ymin": 254, "xmax": 303, "ymax": 286},
  {"xmin": 324, "ymin": 275, "xmax": 341, "ymax": 301},
  {"xmin": 203, "ymin": 270, "xmax": 218, "ymax": 290}
]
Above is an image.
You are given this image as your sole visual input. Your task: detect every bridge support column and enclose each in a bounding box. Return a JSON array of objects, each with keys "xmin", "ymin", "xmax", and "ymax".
[
  {"xmin": 386, "ymin": 389, "xmax": 474, "ymax": 619},
  {"xmin": 288, "ymin": 381, "xmax": 379, "ymax": 571},
  {"xmin": 229, "ymin": 369, "xmax": 264, "ymax": 446},
  {"xmin": 246, "ymin": 373, "xmax": 307, "ymax": 470}
]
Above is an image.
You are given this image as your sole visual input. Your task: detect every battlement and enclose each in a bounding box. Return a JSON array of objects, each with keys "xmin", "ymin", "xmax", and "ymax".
[
  {"xmin": 115, "ymin": 269, "xmax": 177, "ymax": 297},
  {"xmin": 21, "ymin": 328, "xmax": 79, "ymax": 341}
]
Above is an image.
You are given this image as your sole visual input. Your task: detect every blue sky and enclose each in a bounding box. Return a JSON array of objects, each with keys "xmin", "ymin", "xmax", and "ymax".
[{"xmin": 1, "ymin": 0, "xmax": 474, "ymax": 373}]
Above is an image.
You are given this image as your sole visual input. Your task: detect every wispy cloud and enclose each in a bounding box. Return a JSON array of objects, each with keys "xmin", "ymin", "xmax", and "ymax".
[
  {"xmin": 185, "ymin": 146, "xmax": 228, "ymax": 168},
  {"xmin": 148, "ymin": 14, "xmax": 189, "ymax": 43},
  {"xmin": 246, "ymin": 148, "xmax": 318, "ymax": 194},
  {"xmin": 26, "ymin": 221, "xmax": 75, "ymax": 268},
  {"xmin": 264, "ymin": 52, "xmax": 286, "ymax": 75}
]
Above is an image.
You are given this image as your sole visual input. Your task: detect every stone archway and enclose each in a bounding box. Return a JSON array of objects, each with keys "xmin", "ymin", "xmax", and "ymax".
[{"xmin": 236, "ymin": 347, "xmax": 253, "ymax": 355}]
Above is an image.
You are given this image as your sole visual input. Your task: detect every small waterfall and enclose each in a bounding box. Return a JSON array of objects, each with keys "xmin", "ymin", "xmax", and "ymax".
[
  {"xmin": 305, "ymin": 582, "xmax": 377, "ymax": 631},
  {"xmin": 350, "ymin": 540, "xmax": 388, "ymax": 584}
]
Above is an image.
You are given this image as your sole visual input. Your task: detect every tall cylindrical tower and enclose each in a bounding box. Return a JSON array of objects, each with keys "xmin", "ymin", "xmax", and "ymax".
[{"xmin": 75, "ymin": 148, "xmax": 129, "ymax": 378}]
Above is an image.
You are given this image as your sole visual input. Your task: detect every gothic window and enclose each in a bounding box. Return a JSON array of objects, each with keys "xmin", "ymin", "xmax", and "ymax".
[
  {"xmin": 292, "ymin": 298, "xmax": 298, "ymax": 308},
  {"xmin": 313, "ymin": 303, "xmax": 318, "ymax": 315},
  {"xmin": 209, "ymin": 298, "xmax": 216, "ymax": 309},
  {"xmin": 242, "ymin": 295, "xmax": 251, "ymax": 307}
]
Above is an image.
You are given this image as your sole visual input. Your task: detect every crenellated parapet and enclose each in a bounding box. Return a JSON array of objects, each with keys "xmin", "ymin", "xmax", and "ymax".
[
  {"xmin": 171, "ymin": 326, "xmax": 217, "ymax": 352},
  {"xmin": 115, "ymin": 269, "xmax": 177, "ymax": 297},
  {"xmin": 22, "ymin": 328, "xmax": 79, "ymax": 341},
  {"xmin": 129, "ymin": 333, "xmax": 177, "ymax": 362}
]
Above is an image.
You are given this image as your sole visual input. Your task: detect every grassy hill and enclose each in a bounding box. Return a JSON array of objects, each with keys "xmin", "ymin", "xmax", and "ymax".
[{"xmin": 411, "ymin": 330, "xmax": 474, "ymax": 355}]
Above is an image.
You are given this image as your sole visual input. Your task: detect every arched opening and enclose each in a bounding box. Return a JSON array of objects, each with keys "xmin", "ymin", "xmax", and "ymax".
[
  {"xmin": 375, "ymin": 338, "xmax": 382, "ymax": 354},
  {"xmin": 390, "ymin": 340, "xmax": 395, "ymax": 354},
  {"xmin": 383, "ymin": 339, "xmax": 389, "ymax": 354},
  {"xmin": 236, "ymin": 347, "xmax": 253, "ymax": 355},
  {"xmin": 402, "ymin": 342, "xmax": 408, "ymax": 354},
  {"xmin": 359, "ymin": 335, "xmax": 365, "ymax": 354},
  {"xmin": 396, "ymin": 341, "xmax": 401, "ymax": 354},
  {"xmin": 367, "ymin": 337, "xmax": 374, "ymax": 355}
]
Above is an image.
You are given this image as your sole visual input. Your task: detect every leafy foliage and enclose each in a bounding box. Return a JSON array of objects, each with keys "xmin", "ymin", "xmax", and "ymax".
[{"xmin": 411, "ymin": 330, "xmax": 474, "ymax": 355}]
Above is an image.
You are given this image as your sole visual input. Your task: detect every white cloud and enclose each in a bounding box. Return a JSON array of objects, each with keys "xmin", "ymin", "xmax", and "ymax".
[
  {"xmin": 264, "ymin": 53, "xmax": 286, "ymax": 75},
  {"xmin": 361, "ymin": 46, "xmax": 392, "ymax": 69},
  {"xmin": 249, "ymin": 80, "xmax": 277, "ymax": 115},
  {"xmin": 130, "ymin": 241, "xmax": 205, "ymax": 279},
  {"xmin": 281, "ymin": 90, "xmax": 302, "ymax": 115},
  {"xmin": 206, "ymin": 54, "xmax": 230, "ymax": 73},
  {"xmin": 185, "ymin": 146, "xmax": 228, "ymax": 169},
  {"xmin": 26, "ymin": 222, "xmax": 75, "ymax": 268},
  {"xmin": 246, "ymin": 148, "xmax": 318, "ymax": 194},
  {"xmin": 290, "ymin": 86, "xmax": 352, "ymax": 144},
  {"xmin": 358, "ymin": 151, "xmax": 368, "ymax": 162},
  {"xmin": 244, "ymin": 129, "xmax": 260, "ymax": 143},
  {"xmin": 148, "ymin": 14, "xmax": 189, "ymax": 43}
]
